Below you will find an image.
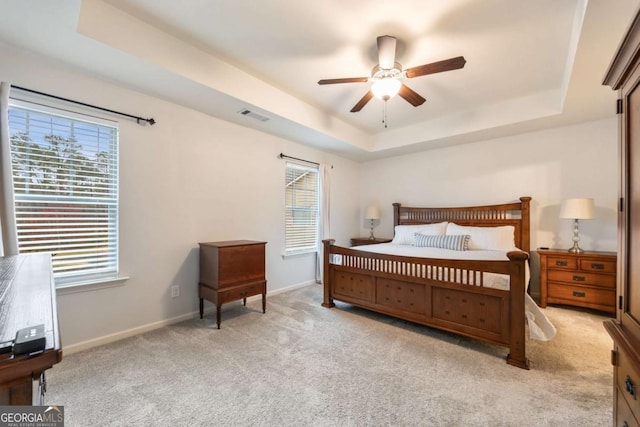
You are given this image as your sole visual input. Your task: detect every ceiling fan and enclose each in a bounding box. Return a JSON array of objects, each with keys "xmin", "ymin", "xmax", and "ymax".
[{"xmin": 318, "ymin": 35, "xmax": 466, "ymax": 113}]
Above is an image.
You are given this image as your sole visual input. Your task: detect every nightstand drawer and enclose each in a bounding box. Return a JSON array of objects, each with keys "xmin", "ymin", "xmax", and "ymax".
[
  {"xmin": 547, "ymin": 283, "xmax": 615, "ymax": 307},
  {"xmin": 547, "ymin": 270, "xmax": 616, "ymax": 288},
  {"xmin": 547, "ymin": 256, "xmax": 578, "ymax": 270},
  {"xmin": 579, "ymin": 258, "xmax": 616, "ymax": 273}
]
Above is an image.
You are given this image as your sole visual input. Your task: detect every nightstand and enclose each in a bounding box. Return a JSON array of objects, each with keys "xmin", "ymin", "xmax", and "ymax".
[
  {"xmin": 350, "ymin": 237, "xmax": 392, "ymax": 247},
  {"xmin": 538, "ymin": 248, "xmax": 616, "ymax": 314}
]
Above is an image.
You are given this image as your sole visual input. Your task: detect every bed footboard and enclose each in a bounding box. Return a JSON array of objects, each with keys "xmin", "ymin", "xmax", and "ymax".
[{"xmin": 322, "ymin": 239, "xmax": 530, "ymax": 369}]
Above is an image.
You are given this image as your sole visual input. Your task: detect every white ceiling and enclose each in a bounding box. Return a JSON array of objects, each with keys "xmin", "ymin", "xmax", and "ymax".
[{"xmin": 0, "ymin": 0, "xmax": 638, "ymax": 160}]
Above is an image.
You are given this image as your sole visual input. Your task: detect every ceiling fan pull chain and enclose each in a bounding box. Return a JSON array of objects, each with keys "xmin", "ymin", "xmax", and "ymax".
[{"xmin": 383, "ymin": 101, "xmax": 388, "ymax": 128}]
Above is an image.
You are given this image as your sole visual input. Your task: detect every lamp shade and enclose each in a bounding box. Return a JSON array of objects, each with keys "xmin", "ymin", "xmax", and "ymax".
[
  {"xmin": 365, "ymin": 205, "xmax": 381, "ymax": 220},
  {"xmin": 371, "ymin": 78, "xmax": 401, "ymax": 100},
  {"xmin": 559, "ymin": 198, "xmax": 595, "ymax": 220}
]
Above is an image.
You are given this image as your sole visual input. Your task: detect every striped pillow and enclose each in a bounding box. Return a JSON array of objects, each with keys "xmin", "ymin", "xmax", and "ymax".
[{"xmin": 413, "ymin": 233, "xmax": 471, "ymax": 251}]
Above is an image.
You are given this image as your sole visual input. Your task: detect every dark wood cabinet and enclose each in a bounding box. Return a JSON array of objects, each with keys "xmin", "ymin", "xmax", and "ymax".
[
  {"xmin": 198, "ymin": 240, "xmax": 267, "ymax": 329},
  {"xmin": 603, "ymin": 10, "xmax": 640, "ymax": 426},
  {"xmin": 0, "ymin": 254, "xmax": 62, "ymax": 405},
  {"xmin": 538, "ymin": 249, "xmax": 616, "ymax": 314},
  {"xmin": 350, "ymin": 237, "xmax": 392, "ymax": 247}
]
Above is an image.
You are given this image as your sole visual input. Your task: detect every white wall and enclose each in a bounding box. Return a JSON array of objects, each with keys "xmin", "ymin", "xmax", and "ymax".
[
  {"xmin": 0, "ymin": 43, "xmax": 361, "ymax": 349},
  {"xmin": 359, "ymin": 119, "xmax": 619, "ymax": 295}
]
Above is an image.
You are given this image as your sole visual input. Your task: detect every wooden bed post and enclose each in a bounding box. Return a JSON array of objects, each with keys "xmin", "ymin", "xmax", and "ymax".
[
  {"xmin": 393, "ymin": 203, "xmax": 401, "ymax": 228},
  {"xmin": 321, "ymin": 239, "xmax": 335, "ymax": 308},
  {"xmin": 506, "ymin": 250, "xmax": 530, "ymax": 370},
  {"xmin": 519, "ymin": 196, "xmax": 532, "ymax": 252}
]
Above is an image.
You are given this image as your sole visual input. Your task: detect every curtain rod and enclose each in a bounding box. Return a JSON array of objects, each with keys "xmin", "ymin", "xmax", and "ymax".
[
  {"xmin": 279, "ymin": 153, "xmax": 319, "ymax": 166},
  {"xmin": 11, "ymin": 85, "xmax": 156, "ymax": 126}
]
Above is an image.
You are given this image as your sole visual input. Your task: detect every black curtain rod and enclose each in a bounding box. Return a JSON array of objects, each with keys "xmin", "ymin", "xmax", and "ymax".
[
  {"xmin": 11, "ymin": 85, "xmax": 156, "ymax": 126},
  {"xmin": 279, "ymin": 153, "xmax": 319, "ymax": 166}
]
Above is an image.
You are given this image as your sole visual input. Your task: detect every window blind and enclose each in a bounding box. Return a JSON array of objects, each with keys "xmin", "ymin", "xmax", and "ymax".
[
  {"xmin": 285, "ymin": 161, "xmax": 319, "ymax": 254},
  {"xmin": 8, "ymin": 103, "xmax": 119, "ymax": 285}
]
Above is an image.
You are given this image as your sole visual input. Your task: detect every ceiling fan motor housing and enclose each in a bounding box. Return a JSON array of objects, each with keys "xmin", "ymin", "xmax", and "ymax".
[{"xmin": 370, "ymin": 62, "xmax": 404, "ymax": 81}]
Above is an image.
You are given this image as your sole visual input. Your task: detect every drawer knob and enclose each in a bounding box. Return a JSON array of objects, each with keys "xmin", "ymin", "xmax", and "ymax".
[
  {"xmin": 572, "ymin": 291, "xmax": 585, "ymax": 298},
  {"xmin": 591, "ymin": 263, "xmax": 604, "ymax": 270},
  {"xmin": 555, "ymin": 261, "xmax": 568, "ymax": 266},
  {"xmin": 626, "ymin": 375, "xmax": 637, "ymax": 400},
  {"xmin": 572, "ymin": 275, "xmax": 585, "ymax": 282}
]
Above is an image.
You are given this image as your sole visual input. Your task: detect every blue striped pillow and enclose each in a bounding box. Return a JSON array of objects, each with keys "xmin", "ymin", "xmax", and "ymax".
[{"xmin": 413, "ymin": 233, "xmax": 471, "ymax": 251}]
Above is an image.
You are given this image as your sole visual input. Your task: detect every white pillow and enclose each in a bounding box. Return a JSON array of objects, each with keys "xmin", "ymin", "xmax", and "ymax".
[
  {"xmin": 446, "ymin": 223, "xmax": 516, "ymax": 251},
  {"xmin": 391, "ymin": 222, "xmax": 448, "ymax": 245}
]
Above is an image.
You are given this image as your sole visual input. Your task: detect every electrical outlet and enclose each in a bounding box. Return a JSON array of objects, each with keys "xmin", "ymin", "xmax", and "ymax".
[{"xmin": 171, "ymin": 285, "xmax": 180, "ymax": 298}]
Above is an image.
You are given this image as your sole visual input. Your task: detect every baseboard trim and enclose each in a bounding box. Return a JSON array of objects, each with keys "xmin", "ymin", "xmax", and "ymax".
[{"xmin": 63, "ymin": 280, "xmax": 317, "ymax": 355}]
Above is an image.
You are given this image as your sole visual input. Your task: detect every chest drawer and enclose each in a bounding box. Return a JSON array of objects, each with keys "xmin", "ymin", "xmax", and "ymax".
[
  {"xmin": 617, "ymin": 347, "xmax": 640, "ymax": 419},
  {"xmin": 219, "ymin": 281, "xmax": 266, "ymax": 304},
  {"xmin": 547, "ymin": 283, "xmax": 615, "ymax": 307},
  {"xmin": 579, "ymin": 258, "xmax": 616, "ymax": 273},
  {"xmin": 617, "ymin": 387, "xmax": 640, "ymax": 427},
  {"xmin": 547, "ymin": 256, "xmax": 578, "ymax": 270},
  {"xmin": 547, "ymin": 270, "xmax": 616, "ymax": 288}
]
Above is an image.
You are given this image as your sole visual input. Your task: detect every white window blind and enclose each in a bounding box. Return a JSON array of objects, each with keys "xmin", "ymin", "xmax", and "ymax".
[
  {"xmin": 285, "ymin": 161, "xmax": 319, "ymax": 254},
  {"xmin": 8, "ymin": 102, "xmax": 119, "ymax": 286}
]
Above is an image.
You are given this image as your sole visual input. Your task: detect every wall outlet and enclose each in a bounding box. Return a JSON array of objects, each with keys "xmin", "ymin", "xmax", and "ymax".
[{"xmin": 171, "ymin": 285, "xmax": 180, "ymax": 298}]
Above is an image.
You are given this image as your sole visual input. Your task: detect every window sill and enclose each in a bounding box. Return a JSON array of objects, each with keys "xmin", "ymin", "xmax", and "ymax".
[
  {"xmin": 282, "ymin": 249, "xmax": 317, "ymax": 258},
  {"xmin": 56, "ymin": 275, "xmax": 130, "ymax": 295}
]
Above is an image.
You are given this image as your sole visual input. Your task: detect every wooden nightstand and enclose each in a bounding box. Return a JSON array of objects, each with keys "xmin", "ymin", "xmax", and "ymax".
[
  {"xmin": 350, "ymin": 237, "xmax": 392, "ymax": 247},
  {"xmin": 538, "ymin": 248, "xmax": 616, "ymax": 314}
]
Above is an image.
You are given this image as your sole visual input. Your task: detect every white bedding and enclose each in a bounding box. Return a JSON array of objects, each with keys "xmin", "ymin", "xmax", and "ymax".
[{"xmin": 339, "ymin": 243, "xmax": 556, "ymax": 341}]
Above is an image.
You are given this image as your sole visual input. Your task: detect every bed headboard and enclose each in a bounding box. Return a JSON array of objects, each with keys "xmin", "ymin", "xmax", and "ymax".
[{"xmin": 392, "ymin": 196, "xmax": 531, "ymax": 252}]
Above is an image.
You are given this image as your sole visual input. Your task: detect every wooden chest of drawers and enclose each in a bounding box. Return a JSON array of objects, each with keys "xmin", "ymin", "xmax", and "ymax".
[
  {"xmin": 538, "ymin": 249, "xmax": 616, "ymax": 314},
  {"xmin": 198, "ymin": 240, "xmax": 267, "ymax": 329}
]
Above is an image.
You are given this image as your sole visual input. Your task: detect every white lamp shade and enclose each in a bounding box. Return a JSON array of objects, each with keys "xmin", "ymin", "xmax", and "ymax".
[
  {"xmin": 559, "ymin": 198, "xmax": 595, "ymax": 220},
  {"xmin": 365, "ymin": 205, "xmax": 381, "ymax": 220},
  {"xmin": 371, "ymin": 78, "xmax": 401, "ymax": 100}
]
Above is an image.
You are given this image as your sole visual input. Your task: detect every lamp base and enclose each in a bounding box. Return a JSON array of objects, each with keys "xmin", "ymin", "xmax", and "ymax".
[
  {"xmin": 567, "ymin": 219, "xmax": 585, "ymax": 253},
  {"xmin": 567, "ymin": 244, "xmax": 584, "ymax": 254}
]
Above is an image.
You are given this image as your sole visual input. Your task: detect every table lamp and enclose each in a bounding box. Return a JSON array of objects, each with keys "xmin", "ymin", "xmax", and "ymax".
[
  {"xmin": 559, "ymin": 198, "xmax": 594, "ymax": 253},
  {"xmin": 365, "ymin": 206, "xmax": 381, "ymax": 239}
]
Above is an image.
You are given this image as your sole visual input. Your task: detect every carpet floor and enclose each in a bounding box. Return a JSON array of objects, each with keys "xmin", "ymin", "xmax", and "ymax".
[{"xmin": 47, "ymin": 285, "xmax": 613, "ymax": 426}]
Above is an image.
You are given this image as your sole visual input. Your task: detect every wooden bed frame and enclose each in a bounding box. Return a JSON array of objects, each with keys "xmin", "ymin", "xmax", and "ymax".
[{"xmin": 322, "ymin": 196, "xmax": 532, "ymax": 369}]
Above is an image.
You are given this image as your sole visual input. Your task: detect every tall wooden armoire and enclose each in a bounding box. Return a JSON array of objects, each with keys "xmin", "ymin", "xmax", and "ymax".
[{"xmin": 603, "ymin": 9, "xmax": 640, "ymax": 427}]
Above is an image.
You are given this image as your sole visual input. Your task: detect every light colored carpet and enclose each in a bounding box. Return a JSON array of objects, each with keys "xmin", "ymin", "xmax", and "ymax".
[{"xmin": 47, "ymin": 285, "xmax": 613, "ymax": 426}]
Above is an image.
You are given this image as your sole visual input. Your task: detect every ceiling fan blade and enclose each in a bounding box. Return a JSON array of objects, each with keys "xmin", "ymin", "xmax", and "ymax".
[
  {"xmin": 318, "ymin": 77, "xmax": 368, "ymax": 85},
  {"xmin": 377, "ymin": 35, "xmax": 397, "ymax": 69},
  {"xmin": 398, "ymin": 84, "xmax": 426, "ymax": 107},
  {"xmin": 350, "ymin": 91, "xmax": 374, "ymax": 112},
  {"xmin": 404, "ymin": 56, "xmax": 466, "ymax": 78}
]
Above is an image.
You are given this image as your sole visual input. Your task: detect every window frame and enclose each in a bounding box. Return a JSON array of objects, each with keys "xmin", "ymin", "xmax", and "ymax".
[
  {"xmin": 7, "ymin": 98, "xmax": 121, "ymax": 288},
  {"xmin": 284, "ymin": 160, "xmax": 319, "ymax": 256}
]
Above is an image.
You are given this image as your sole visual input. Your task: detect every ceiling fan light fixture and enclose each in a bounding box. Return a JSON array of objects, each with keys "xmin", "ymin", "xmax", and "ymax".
[{"xmin": 371, "ymin": 77, "xmax": 401, "ymax": 101}]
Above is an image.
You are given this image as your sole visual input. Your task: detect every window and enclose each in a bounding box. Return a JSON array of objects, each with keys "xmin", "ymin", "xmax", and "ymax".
[
  {"xmin": 8, "ymin": 101, "xmax": 119, "ymax": 286},
  {"xmin": 285, "ymin": 161, "xmax": 319, "ymax": 254}
]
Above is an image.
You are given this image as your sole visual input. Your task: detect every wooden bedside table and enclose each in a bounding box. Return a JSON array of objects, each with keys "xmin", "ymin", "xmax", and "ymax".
[
  {"xmin": 350, "ymin": 237, "xmax": 392, "ymax": 247},
  {"xmin": 538, "ymin": 248, "xmax": 616, "ymax": 314}
]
